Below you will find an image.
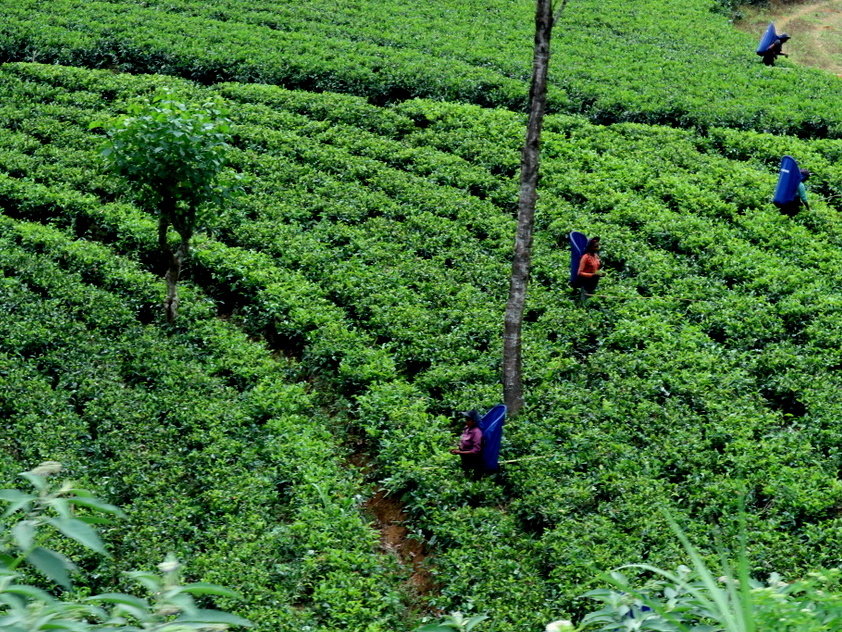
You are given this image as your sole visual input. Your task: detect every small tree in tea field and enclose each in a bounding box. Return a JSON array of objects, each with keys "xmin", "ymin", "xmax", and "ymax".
[{"xmin": 92, "ymin": 92, "xmax": 240, "ymax": 323}]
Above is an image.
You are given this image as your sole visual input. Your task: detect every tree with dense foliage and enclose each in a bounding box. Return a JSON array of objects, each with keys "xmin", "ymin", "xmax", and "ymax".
[
  {"xmin": 504, "ymin": 0, "xmax": 567, "ymax": 416},
  {"xmin": 92, "ymin": 92, "xmax": 239, "ymax": 322}
]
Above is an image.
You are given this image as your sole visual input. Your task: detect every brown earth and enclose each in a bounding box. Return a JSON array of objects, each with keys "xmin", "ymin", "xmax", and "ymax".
[
  {"xmin": 365, "ymin": 488, "xmax": 439, "ymax": 600},
  {"xmin": 346, "ymin": 434, "xmax": 440, "ymax": 609},
  {"xmin": 735, "ymin": 0, "xmax": 842, "ymax": 75}
]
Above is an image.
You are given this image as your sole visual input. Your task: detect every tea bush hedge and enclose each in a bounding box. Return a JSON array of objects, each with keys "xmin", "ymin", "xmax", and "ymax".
[
  {"xmin": 0, "ymin": 213, "xmax": 408, "ymax": 630},
  {"xmin": 4, "ymin": 0, "xmax": 842, "ymax": 137},
  {"xmin": 5, "ymin": 52, "xmax": 842, "ymax": 631}
]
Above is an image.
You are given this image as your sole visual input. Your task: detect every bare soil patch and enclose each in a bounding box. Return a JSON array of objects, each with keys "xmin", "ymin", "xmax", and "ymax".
[
  {"xmin": 365, "ymin": 489, "xmax": 438, "ymax": 599},
  {"xmin": 735, "ymin": 0, "xmax": 842, "ymax": 75}
]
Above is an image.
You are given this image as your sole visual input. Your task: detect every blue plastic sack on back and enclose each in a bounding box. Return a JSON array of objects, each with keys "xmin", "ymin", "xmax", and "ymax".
[
  {"xmin": 757, "ymin": 22, "xmax": 777, "ymax": 54},
  {"xmin": 569, "ymin": 231, "xmax": 588, "ymax": 285},
  {"xmin": 773, "ymin": 155, "xmax": 800, "ymax": 206},
  {"xmin": 479, "ymin": 404, "xmax": 506, "ymax": 472}
]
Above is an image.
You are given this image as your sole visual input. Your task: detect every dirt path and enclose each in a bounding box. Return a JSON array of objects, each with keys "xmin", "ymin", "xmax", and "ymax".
[
  {"xmin": 736, "ymin": 0, "xmax": 842, "ymax": 75},
  {"xmin": 776, "ymin": 0, "xmax": 838, "ymax": 29},
  {"xmin": 365, "ymin": 489, "xmax": 438, "ymax": 602}
]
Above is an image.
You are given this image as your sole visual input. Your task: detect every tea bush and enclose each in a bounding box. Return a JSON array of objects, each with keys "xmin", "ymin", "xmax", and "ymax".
[
  {"xmin": 0, "ymin": 213, "xmax": 408, "ymax": 630},
  {"xmin": 0, "ymin": 464, "xmax": 252, "ymax": 632},
  {"xmin": 4, "ymin": 0, "xmax": 842, "ymax": 137},
  {"xmin": 5, "ymin": 50, "xmax": 842, "ymax": 631}
]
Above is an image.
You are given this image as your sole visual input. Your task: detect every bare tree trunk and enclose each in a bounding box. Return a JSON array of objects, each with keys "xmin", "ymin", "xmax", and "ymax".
[
  {"xmin": 164, "ymin": 241, "xmax": 189, "ymax": 324},
  {"xmin": 158, "ymin": 215, "xmax": 189, "ymax": 324},
  {"xmin": 503, "ymin": 0, "xmax": 564, "ymax": 417}
]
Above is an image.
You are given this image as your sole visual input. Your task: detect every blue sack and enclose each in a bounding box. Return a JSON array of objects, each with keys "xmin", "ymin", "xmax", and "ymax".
[
  {"xmin": 569, "ymin": 231, "xmax": 588, "ymax": 285},
  {"xmin": 757, "ymin": 22, "xmax": 777, "ymax": 55},
  {"xmin": 479, "ymin": 404, "xmax": 506, "ymax": 472},
  {"xmin": 773, "ymin": 155, "xmax": 800, "ymax": 207}
]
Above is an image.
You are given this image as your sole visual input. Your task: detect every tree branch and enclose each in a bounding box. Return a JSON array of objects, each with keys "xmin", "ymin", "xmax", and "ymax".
[{"xmin": 553, "ymin": 0, "xmax": 568, "ymax": 25}]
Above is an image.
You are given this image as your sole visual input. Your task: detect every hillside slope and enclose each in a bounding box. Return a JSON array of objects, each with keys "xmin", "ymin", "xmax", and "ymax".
[
  {"xmin": 3, "ymin": 0, "xmax": 842, "ymax": 136},
  {"xmin": 4, "ymin": 51, "xmax": 842, "ymax": 630},
  {"xmin": 736, "ymin": 0, "xmax": 842, "ymax": 76}
]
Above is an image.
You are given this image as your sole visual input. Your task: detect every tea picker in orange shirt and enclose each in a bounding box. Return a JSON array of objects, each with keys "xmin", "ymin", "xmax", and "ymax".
[{"xmin": 571, "ymin": 235, "xmax": 603, "ymax": 304}]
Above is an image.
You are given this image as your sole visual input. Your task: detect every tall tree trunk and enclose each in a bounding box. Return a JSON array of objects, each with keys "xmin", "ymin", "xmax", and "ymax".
[
  {"xmin": 503, "ymin": 0, "xmax": 564, "ymax": 416},
  {"xmin": 158, "ymin": 215, "xmax": 190, "ymax": 324}
]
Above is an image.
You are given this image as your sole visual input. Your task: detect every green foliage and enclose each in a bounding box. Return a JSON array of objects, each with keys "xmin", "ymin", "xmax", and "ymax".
[
  {"xmin": 5, "ymin": 0, "xmax": 842, "ymax": 138},
  {"xmin": 91, "ymin": 91, "xmax": 238, "ymax": 241},
  {"xmin": 576, "ymin": 524, "xmax": 842, "ymax": 632},
  {"xmin": 6, "ymin": 7, "xmax": 842, "ymax": 626},
  {"xmin": 0, "ymin": 464, "xmax": 250, "ymax": 631},
  {"xmin": 713, "ymin": 0, "xmax": 783, "ymax": 19},
  {"xmin": 0, "ymin": 207, "xmax": 408, "ymax": 630},
  {"xmin": 414, "ymin": 611, "xmax": 488, "ymax": 632}
]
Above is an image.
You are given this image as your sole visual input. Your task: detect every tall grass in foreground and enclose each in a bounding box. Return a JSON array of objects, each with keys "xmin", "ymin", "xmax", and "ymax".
[
  {"xmin": 422, "ymin": 510, "xmax": 842, "ymax": 632},
  {"xmin": 572, "ymin": 512, "xmax": 842, "ymax": 632}
]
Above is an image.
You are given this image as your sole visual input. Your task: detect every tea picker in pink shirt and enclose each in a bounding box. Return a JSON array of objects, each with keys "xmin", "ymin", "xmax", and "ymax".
[{"xmin": 450, "ymin": 409, "xmax": 483, "ymax": 478}]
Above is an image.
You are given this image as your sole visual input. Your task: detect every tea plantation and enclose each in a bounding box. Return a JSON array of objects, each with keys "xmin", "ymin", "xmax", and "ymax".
[{"xmin": 3, "ymin": 0, "xmax": 842, "ymax": 630}]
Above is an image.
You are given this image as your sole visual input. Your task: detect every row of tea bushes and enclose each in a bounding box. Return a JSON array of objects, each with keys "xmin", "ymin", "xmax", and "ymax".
[
  {"xmin": 7, "ymin": 62, "xmax": 842, "ymax": 629},
  {"xmin": 5, "ymin": 0, "xmax": 842, "ymax": 136},
  {"xmin": 0, "ymin": 214, "xmax": 409, "ymax": 631},
  {"xmin": 0, "ymin": 0, "xmax": 529, "ymax": 108}
]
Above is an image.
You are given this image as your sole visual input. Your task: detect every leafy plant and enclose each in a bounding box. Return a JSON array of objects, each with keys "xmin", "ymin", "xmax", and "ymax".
[
  {"xmin": 576, "ymin": 514, "xmax": 842, "ymax": 632},
  {"xmin": 0, "ymin": 462, "xmax": 251, "ymax": 631},
  {"xmin": 91, "ymin": 91, "xmax": 240, "ymax": 321},
  {"xmin": 414, "ymin": 611, "xmax": 489, "ymax": 632}
]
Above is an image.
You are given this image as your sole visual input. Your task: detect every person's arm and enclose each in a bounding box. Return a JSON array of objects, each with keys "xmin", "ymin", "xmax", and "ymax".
[
  {"xmin": 798, "ymin": 182, "xmax": 809, "ymax": 209},
  {"xmin": 450, "ymin": 429, "xmax": 482, "ymax": 454}
]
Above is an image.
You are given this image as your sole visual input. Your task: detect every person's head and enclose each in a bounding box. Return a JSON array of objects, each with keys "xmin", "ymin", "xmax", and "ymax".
[
  {"xmin": 779, "ymin": 33, "xmax": 790, "ymax": 42},
  {"xmin": 800, "ymin": 168, "xmax": 811, "ymax": 181},
  {"xmin": 585, "ymin": 237, "xmax": 600, "ymax": 253},
  {"xmin": 461, "ymin": 409, "xmax": 481, "ymax": 427}
]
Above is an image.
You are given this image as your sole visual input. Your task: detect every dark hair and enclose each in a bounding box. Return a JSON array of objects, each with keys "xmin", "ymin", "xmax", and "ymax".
[
  {"xmin": 800, "ymin": 168, "xmax": 811, "ymax": 181},
  {"xmin": 585, "ymin": 236, "xmax": 600, "ymax": 253},
  {"xmin": 461, "ymin": 409, "xmax": 481, "ymax": 424}
]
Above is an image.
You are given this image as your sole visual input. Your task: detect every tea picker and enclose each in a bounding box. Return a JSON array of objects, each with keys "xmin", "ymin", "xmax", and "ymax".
[
  {"xmin": 569, "ymin": 232, "xmax": 603, "ymax": 304},
  {"xmin": 450, "ymin": 409, "xmax": 483, "ymax": 479},
  {"xmin": 449, "ymin": 405, "xmax": 506, "ymax": 477},
  {"xmin": 773, "ymin": 155, "xmax": 810, "ymax": 216},
  {"xmin": 756, "ymin": 22, "xmax": 790, "ymax": 66}
]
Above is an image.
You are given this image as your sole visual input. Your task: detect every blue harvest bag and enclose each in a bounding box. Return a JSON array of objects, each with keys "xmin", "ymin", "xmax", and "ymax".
[
  {"xmin": 479, "ymin": 404, "xmax": 506, "ymax": 472},
  {"xmin": 757, "ymin": 22, "xmax": 777, "ymax": 55},
  {"xmin": 773, "ymin": 155, "xmax": 800, "ymax": 207},
  {"xmin": 569, "ymin": 231, "xmax": 588, "ymax": 286}
]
